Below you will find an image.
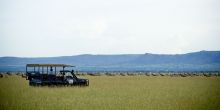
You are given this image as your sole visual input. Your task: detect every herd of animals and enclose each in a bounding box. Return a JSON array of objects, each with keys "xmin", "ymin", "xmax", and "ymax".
[{"xmin": 0, "ymin": 71, "xmax": 220, "ymax": 78}]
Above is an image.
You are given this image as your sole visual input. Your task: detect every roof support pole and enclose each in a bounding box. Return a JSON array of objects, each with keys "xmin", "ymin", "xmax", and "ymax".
[
  {"xmin": 63, "ymin": 67, "xmax": 64, "ymax": 75},
  {"xmin": 47, "ymin": 67, "xmax": 48, "ymax": 74},
  {"xmin": 38, "ymin": 66, "xmax": 40, "ymax": 73}
]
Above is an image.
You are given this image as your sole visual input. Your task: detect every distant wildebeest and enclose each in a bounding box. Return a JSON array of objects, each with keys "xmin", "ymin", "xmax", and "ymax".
[
  {"xmin": 77, "ymin": 72, "xmax": 86, "ymax": 76},
  {"xmin": 170, "ymin": 73, "xmax": 179, "ymax": 77},
  {"xmin": 120, "ymin": 73, "xmax": 126, "ymax": 76},
  {"xmin": 151, "ymin": 73, "xmax": 159, "ymax": 76},
  {"xmin": 105, "ymin": 72, "xmax": 116, "ymax": 76},
  {"xmin": 179, "ymin": 73, "xmax": 187, "ymax": 77},
  {"xmin": 87, "ymin": 73, "xmax": 100, "ymax": 76},
  {"xmin": 145, "ymin": 73, "xmax": 151, "ymax": 76},
  {"xmin": 127, "ymin": 73, "xmax": 135, "ymax": 76},
  {"xmin": 16, "ymin": 72, "xmax": 22, "ymax": 76},
  {"xmin": 203, "ymin": 73, "xmax": 211, "ymax": 77},
  {"xmin": 159, "ymin": 73, "xmax": 165, "ymax": 76}
]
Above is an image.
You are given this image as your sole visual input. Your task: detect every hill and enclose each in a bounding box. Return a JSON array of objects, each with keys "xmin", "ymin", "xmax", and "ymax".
[{"xmin": 0, "ymin": 51, "xmax": 220, "ymax": 72}]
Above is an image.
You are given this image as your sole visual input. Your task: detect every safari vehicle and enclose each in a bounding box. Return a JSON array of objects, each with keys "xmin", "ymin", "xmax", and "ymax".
[{"xmin": 26, "ymin": 64, "xmax": 89, "ymax": 86}]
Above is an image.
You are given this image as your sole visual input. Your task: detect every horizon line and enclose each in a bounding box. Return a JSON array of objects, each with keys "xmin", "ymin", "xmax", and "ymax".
[{"xmin": 0, "ymin": 50, "xmax": 220, "ymax": 58}]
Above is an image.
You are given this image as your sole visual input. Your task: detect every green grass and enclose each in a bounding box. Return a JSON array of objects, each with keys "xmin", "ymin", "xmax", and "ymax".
[{"xmin": 0, "ymin": 75, "xmax": 220, "ymax": 110}]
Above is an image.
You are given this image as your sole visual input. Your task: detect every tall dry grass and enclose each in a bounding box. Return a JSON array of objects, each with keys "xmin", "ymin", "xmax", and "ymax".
[{"xmin": 0, "ymin": 75, "xmax": 220, "ymax": 110}]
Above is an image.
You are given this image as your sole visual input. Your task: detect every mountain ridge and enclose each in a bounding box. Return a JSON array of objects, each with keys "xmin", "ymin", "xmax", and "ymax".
[{"xmin": 0, "ymin": 51, "xmax": 220, "ymax": 72}]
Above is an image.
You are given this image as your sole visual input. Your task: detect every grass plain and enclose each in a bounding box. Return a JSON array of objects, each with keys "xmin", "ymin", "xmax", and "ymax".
[{"xmin": 0, "ymin": 75, "xmax": 220, "ymax": 110}]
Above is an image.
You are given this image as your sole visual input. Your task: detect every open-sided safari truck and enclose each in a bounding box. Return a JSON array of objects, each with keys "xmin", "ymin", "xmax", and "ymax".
[{"xmin": 26, "ymin": 64, "xmax": 89, "ymax": 86}]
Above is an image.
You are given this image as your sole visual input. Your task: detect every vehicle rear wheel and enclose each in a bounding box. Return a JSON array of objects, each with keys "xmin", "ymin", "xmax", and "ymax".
[{"xmin": 29, "ymin": 82, "xmax": 33, "ymax": 86}]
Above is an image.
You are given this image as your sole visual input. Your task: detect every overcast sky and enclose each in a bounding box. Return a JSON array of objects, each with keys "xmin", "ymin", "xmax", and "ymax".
[{"xmin": 0, "ymin": 0, "xmax": 220, "ymax": 57}]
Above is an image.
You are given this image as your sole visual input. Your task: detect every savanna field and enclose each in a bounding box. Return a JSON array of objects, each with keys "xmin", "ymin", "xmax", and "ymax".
[{"xmin": 0, "ymin": 74, "xmax": 220, "ymax": 110}]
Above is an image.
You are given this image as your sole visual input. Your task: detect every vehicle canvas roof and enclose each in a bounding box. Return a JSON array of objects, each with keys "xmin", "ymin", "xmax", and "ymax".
[{"xmin": 26, "ymin": 64, "xmax": 74, "ymax": 67}]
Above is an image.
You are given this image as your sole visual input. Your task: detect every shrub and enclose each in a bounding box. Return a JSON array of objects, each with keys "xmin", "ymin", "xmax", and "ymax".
[
  {"xmin": 6, "ymin": 71, "xmax": 12, "ymax": 76},
  {"xmin": 0, "ymin": 73, "xmax": 3, "ymax": 78}
]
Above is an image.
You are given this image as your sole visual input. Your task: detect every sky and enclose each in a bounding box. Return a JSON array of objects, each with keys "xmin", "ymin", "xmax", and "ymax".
[{"xmin": 0, "ymin": 0, "xmax": 220, "ymax": 57}]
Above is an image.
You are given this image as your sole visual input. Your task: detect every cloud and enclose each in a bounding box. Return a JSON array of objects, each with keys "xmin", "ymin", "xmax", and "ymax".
[
  {"xmin": 75, "ymin": 17, "xmax": 107, "ymax": 39},
  {"xmin": 0, "ymin": 0, "xmax": 220, "ymax": 57}
]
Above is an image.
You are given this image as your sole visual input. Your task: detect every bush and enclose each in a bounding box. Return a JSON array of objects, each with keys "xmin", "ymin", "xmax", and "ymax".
[
  {"xmin": 6, "ymin": 71, "xmax": 12, "ymax": 76},
  {"xmin": 0, "ymin": 73, "xmax": 3, "ymax": 78}
]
